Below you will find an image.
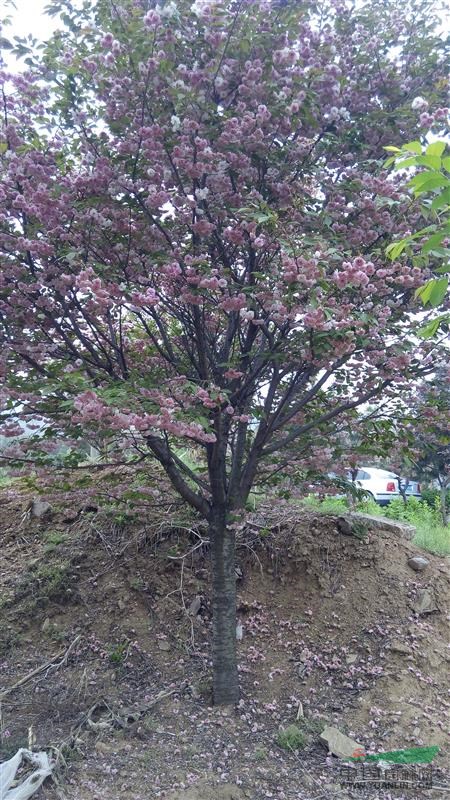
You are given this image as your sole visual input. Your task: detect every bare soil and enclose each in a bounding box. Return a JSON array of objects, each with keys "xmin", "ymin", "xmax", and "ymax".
[{"xmin": 0, "ymin": 486, "xmax": 448, "ymax": 799}]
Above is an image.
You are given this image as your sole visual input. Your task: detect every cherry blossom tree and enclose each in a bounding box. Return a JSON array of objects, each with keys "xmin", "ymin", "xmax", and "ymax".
[{"xmin": 0, "ymin": 0, "xmax": 448, "ymax": 703}]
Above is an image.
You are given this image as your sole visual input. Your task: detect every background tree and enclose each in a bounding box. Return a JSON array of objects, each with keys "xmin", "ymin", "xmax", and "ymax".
[
  {"xmin": 0, "ymin": 0, "xmax": 448, "ymax": 703},
  {"xmin": 385, "ymin": 139, "xmax": 450, "ymax": 337},
  {"xmin": 397, "ymin": 371, "xmax": 450, "ymax": 524}
]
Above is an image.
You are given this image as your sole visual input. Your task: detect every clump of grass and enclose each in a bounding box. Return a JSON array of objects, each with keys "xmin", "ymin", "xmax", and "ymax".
[
  {"xmin": 304, "ymin": 494, "xmax": 449, "ymax": 556},
  {"xmin": 253, "ymin": 747, "xmax": 268, "ymax": 761},
  {"xmin": 13, "ymin": 562, "xmax": 73, "ymax": 609},
  {"xmin": 43, "ymin": 531, "xmax": 68, "ymax": 552},
  {"xmin": 303, "ymin": 496, "xmax": 348, "ymax": 514},
  {"xmin": 108, "ymin": 641, "xmax": 128, "ymax": 665},
  {"xmin": 35, "ymin": 563, "xmax": 71, "ymax": 599},
  {"xmin": 276, "ymin": 724, "xmax": 306, "ymax": 751},
  {"xmin": 0, "ymin": 625, "xmax": 21, "ymax": 657},
  {"xmin": 413, "ymin": 525, "xmax": 450, "ymax": 556},
  {"xmin": 297, "ymin": 715, "xmax": 325, "ymax": 736},
  {"xmin": 129, "ymin": 576, "xmax": 144, "ymax": 591}
]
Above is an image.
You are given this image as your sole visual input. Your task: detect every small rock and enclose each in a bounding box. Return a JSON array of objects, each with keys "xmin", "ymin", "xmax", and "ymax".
[
  {"xmin": 95, "ymin": 741, "xmax": 112, "ymax": 754},
  {"xmin": 408, "ymin": 556, "xmax": 429, "ymax": 572},
  {"xmin": 338, "ymin": 513, "xmax": 415, "ymax": 540},
  {"xmin": 426, "ymin": 651, "xmax": 443, "ymax": 668},
  {"xmin": 320, "ymin": 725, "xmax": 363, "ymax": 759},
  {"xmin": 158, "ymin": 639, "xmax": 171, "ymax": 651},
  {"xmin": 117, "ymin": 599, "xmax": 127, "ymax": 611},
  {"xmin": 41, "ymin": 617, "xmax": 51, "ymax": 632},
  {"xmin": 412, "ymin": 589, "xmax": 438, "ymax": 615},
  {"xmin": 299, "ymin": 647, "xmax": 311, "ymax": 663},
  {"xmin": 30, "ymin": 499, "xmax": 52, "ymax": 519},
  {"xmin": 220, "ymin": 705, "xmax": 235, "ymax": 716},
  {"xmin": 346, "ymin": 653, "xmax": 358, "ymax": 664},
  {"xmin": 388, "ymin": 640, "xmax": 412, "ymax": 655},
  {"xmin": 188, "ymin": 595, "xmax": 202, "ymax": 616}
]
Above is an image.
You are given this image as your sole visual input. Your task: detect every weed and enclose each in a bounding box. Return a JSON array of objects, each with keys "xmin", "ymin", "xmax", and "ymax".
[
  {"xmin": 253, "ymin": 747, "xmax": 268, "ymax": 761},
  {"xmin": 108, "ymin": 641, "xmax": 128, "ymax": 665},
  {"xmin": 0, "ymin": 626, "xmax": 21, "ymax": 657},
  {"xmin": 142, "ymin": 716, "xmax": 158, "ymax": 733},
  {"xmin": 35, "ymin": 563, "xmax": 71, "ymax": 598},
  {"xmin": 195, "ymin": 677, "xmax": 212, "ymax": 700},
  {"xmin": 129, "ymin": 576, "xmax": 144, "ymax": 591},
  {"xmin": 59, "ymin": 744, "xmax": 84, "ymax": 764},
  {"xmin": 45, "ymin": 625, "xmax": 66, "ymax": 644},
  {"xmin": 276, "ymin": 724, "xmax": 306, "ymax": 751},
  {"xmin": 297, "ymin": 715, "xmax": 325, "ymax": 737},
  {"xmin": 43, "ymin": 531, "xmax": 68, "ymax": 553},
  {"xmin": 13, "ymin": 562, "xmax": 73, "ymax": 608}
]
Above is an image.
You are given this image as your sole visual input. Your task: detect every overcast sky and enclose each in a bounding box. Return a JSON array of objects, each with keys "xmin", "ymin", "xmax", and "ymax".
[
  {"xmin": 7, "ymin": 0, "xmax": 58, "ymax": 41},
  {"xmin": 5, "ymin": 0, "xmax": 449, "ymax": 55}
]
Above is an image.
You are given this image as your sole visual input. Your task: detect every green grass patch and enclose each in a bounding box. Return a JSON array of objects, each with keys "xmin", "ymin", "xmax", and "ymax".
[
  {"xmin": 276, "ymin": 724, "xmax": 306, "ymax": 751},
  {"xmin": 43, "ymin": 531, "xmax": 68, "ymax": 553},
  {"xmin": 412, "ymin": 525, "xmax": 450, "ymax": 556},
  {"xmin": 303, "ymin": 495, "xmax": 450, "ymax": 556}
]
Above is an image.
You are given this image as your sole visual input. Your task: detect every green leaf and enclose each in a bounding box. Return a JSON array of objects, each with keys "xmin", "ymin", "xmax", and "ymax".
[
  {"xmin": 402, "ymin": 140, "xmax": 422, "ymax": 154},
  {"xmin": 383, "ymin": 146, "xmax": 402, "ymax": 153},
  {"xmin": 426, "ymin": 141, "xmax": 446, "ymax": 157},
  {"xmin": 430, "ymin": 188, "xmax": 450, "ymax": 211},
  {"xmin": 393, "ymin": 156, "xmax": 421, "ymax": 170},
  {"xmin": 418, "ymin": 314, "xmax": 450, "ymax": 338},
  {"xmin": 442, "ymin": 157, "xmax": 450, "ymax": 173},
  {"xmin": 408, "ymin": 173, "xmax": 450, "ymax": 195},
  {"xmin": 430, "ymin": 277, "xmax": 449, "ymax": 306},
  {"xmin": 386, "ymin": 239, "xmax": 408, "ymax": 260},
  {"xmin": 415, "ymin": 276, "xmax": 448, "ymax": 307},
  {"xmin": 421, "ymin": 231, "xmax": 446, "ymax": 254},
  {"xmin": 415, "ymin": 155, "xmax": 442, "ymax": 170}
]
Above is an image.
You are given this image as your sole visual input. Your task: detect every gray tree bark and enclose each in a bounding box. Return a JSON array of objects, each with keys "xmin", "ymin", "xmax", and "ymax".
[{"xmin": 209, "ymin": 505, "xmax": 239, "ymax": 705}]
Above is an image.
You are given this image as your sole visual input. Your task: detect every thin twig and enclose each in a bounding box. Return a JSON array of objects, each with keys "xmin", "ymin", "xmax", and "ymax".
[{"xmin": 0, "ymin": 636, "xmax": 81, "ymax": 699}]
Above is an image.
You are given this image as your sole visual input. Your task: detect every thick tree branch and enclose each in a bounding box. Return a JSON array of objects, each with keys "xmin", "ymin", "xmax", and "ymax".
[{"xmin": 146, "ymin": 434, "xmax": 210, "ymax": 518}]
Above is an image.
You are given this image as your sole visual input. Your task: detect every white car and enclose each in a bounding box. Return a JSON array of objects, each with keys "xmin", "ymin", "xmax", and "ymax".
[{"xmin": 350, "ymin": 467, "xmax": 421, "ymax": 506}]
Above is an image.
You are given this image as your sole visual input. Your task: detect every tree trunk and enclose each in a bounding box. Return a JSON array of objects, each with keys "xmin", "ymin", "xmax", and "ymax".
[
  {"xmin": 209, "ymin": 505, "xmax": 239, "ymax": 705},
  {"xmin": 439, "ymin": 485, "xmax": 448, "ymax": 526}
]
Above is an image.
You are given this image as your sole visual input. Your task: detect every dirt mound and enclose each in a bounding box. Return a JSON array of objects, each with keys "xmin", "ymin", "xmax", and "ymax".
[{"xmin": 0, "ymin": 490, "xmax": 448, "ymax": 799}]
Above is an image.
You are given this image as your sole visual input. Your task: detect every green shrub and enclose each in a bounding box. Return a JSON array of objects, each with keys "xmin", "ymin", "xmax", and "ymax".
[
  {"xmin": 108, "ymin": 641, "xmax": 128, "ymax": 665},
  {"xmin": 43, "ymin": 531, "xmax": 68, "ymax": 552},
  {"xmin": 382, "ymin": 497, "xmax": 439, "ymax": 526},
  {"xmin": 276, "ymin": 724, "xmax": 306, "ymax": 751},
  {"xmin": 421, "ymin": 487, "xmax": 450, "ymax": 510},
  {"xmin": 303, "ymin": 494, "xmax": 449, "ymax": 556}
]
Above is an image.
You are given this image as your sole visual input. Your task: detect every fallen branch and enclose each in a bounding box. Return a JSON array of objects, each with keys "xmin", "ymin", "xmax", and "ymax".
[{"xmin": 0, "ymin": 636, "xmax": 81, "ymax": 700}]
